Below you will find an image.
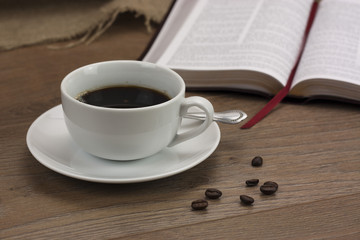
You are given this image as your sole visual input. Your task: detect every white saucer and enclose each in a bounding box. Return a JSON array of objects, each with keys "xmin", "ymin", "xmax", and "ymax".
[{"xmin": 26, "ymin": 105, "xmax": 220, "ymax": 183}]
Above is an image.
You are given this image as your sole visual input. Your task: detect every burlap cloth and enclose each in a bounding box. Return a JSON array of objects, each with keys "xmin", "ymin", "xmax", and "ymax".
[{"xmin": 0, "ymin": 0, "xmax": 172, "ymax": 51}]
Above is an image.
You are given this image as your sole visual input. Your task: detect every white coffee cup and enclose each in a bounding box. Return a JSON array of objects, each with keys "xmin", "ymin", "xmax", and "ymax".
[{"xmin": 61, "ymin": 60, "xmax": 214, "ymax": 160}]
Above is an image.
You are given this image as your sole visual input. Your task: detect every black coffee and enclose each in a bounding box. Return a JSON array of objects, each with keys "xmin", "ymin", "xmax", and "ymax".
[{"xmin": 76, "ymin": 85, "xmax": 171, "ymax": 108}]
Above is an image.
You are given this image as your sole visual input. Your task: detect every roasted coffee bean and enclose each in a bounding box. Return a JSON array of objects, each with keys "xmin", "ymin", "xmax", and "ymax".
[
  {"xmin": 260, "ymin": 184, "xmax": 277, "ymax": 195},
  {"xmin": 263, "ymin": 181, "xmax": 278, "ymax": 190},
  {"xmin": 245, "ymin": 179, "xmax": 259, "ymax": 187},
  {"xmin": 191, "ymin": 199, "xmax": 208, "ymax": 210},
  {"xmin": 240, "ymin": 195, "xmax": 254, "ymax": 205},
  {"xmin": 251, "ymin": 156, "xmax": 263, "ymax": 167},
  {"xmin": 205, "ymin": 188, "xmax": 222, "ymax": 199}
]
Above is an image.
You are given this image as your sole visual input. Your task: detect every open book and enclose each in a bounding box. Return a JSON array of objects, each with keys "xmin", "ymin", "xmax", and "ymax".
[{"xmin": 142, "ymin": 0, "xmax": 360, "ymax": 103}]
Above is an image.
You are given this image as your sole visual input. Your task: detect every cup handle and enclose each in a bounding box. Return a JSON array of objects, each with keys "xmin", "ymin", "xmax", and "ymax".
[{"xmin": 168, "ymin": 96, "xmax": 214, "ymax": 147}]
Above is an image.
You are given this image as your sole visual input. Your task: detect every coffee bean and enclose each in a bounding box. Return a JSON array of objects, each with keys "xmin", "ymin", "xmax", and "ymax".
[
  {"xmin": 263, "ymin": 181, "xmax": 278, "ymax": 190},
  {"xmin": 240, "ymin": 195, "xmax": 254, "ymax": 205},
  {"xmin": 260, "ymin": 184, "xmax": 277, "ymax": 195},
  {"xmin": 251, "ymin": 156, "xmax": 263, "ymax": 167},
  {"xmin": 191, "ymin": 199, "xmax": 208, "ymax": 210},
  {"xmin": 245, "ymin": 179, "xmax": 259, "ymax": 187},
  {"xmin": 205, "ymin": 188, "xmax": 222, "ymax": 199}
]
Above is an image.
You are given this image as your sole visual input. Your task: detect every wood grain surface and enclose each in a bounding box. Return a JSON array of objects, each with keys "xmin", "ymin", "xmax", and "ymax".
[{"xmin": 1, "ymin": 13, "xmax": 359, "ymax": 240}]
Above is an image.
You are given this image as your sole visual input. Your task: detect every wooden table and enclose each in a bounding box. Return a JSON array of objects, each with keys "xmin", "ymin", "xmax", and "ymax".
[{"xmin": 1, "ymin": 13, "xmax": 360, "ymax": 239}]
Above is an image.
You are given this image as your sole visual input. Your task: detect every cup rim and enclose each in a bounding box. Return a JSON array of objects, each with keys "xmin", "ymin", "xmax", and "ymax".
[{"xmin": 61, "ymin": 60, "xmax": 185, "ymax": 112}]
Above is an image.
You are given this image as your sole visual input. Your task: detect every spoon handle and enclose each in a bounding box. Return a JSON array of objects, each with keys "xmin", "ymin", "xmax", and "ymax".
[{"xmin": 184, "ymin": 110, "xmax": 247, "ymax": 124}]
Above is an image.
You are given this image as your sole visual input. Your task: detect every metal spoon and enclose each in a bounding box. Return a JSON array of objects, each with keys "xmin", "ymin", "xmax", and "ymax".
[{"xmin": 184, "ymin": 110, "xmax": 247, "ymax": 124}]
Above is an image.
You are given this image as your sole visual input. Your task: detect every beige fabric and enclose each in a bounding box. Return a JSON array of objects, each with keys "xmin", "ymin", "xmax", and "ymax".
[{"xmin": 0, "ymin": 0, "xmax": 172, "ymax": 51}]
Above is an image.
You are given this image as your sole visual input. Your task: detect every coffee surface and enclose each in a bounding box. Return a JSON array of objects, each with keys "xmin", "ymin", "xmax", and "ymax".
[{"xmin": 76, "ymin": 85, "xmax": 170, "ymax": 108}]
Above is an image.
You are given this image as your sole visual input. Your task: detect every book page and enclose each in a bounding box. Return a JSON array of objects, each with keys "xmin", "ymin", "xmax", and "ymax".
[
  {"xmin": 142, "ymin": 1, "xmax": 198, "ymax": 62},
  {"xmin": 293, "ymin": 0, "xmax": 360, "ymax": 88},
  {"xmin": 155, "ymin": 0, "xmax": 313, "ymax": 86}
]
